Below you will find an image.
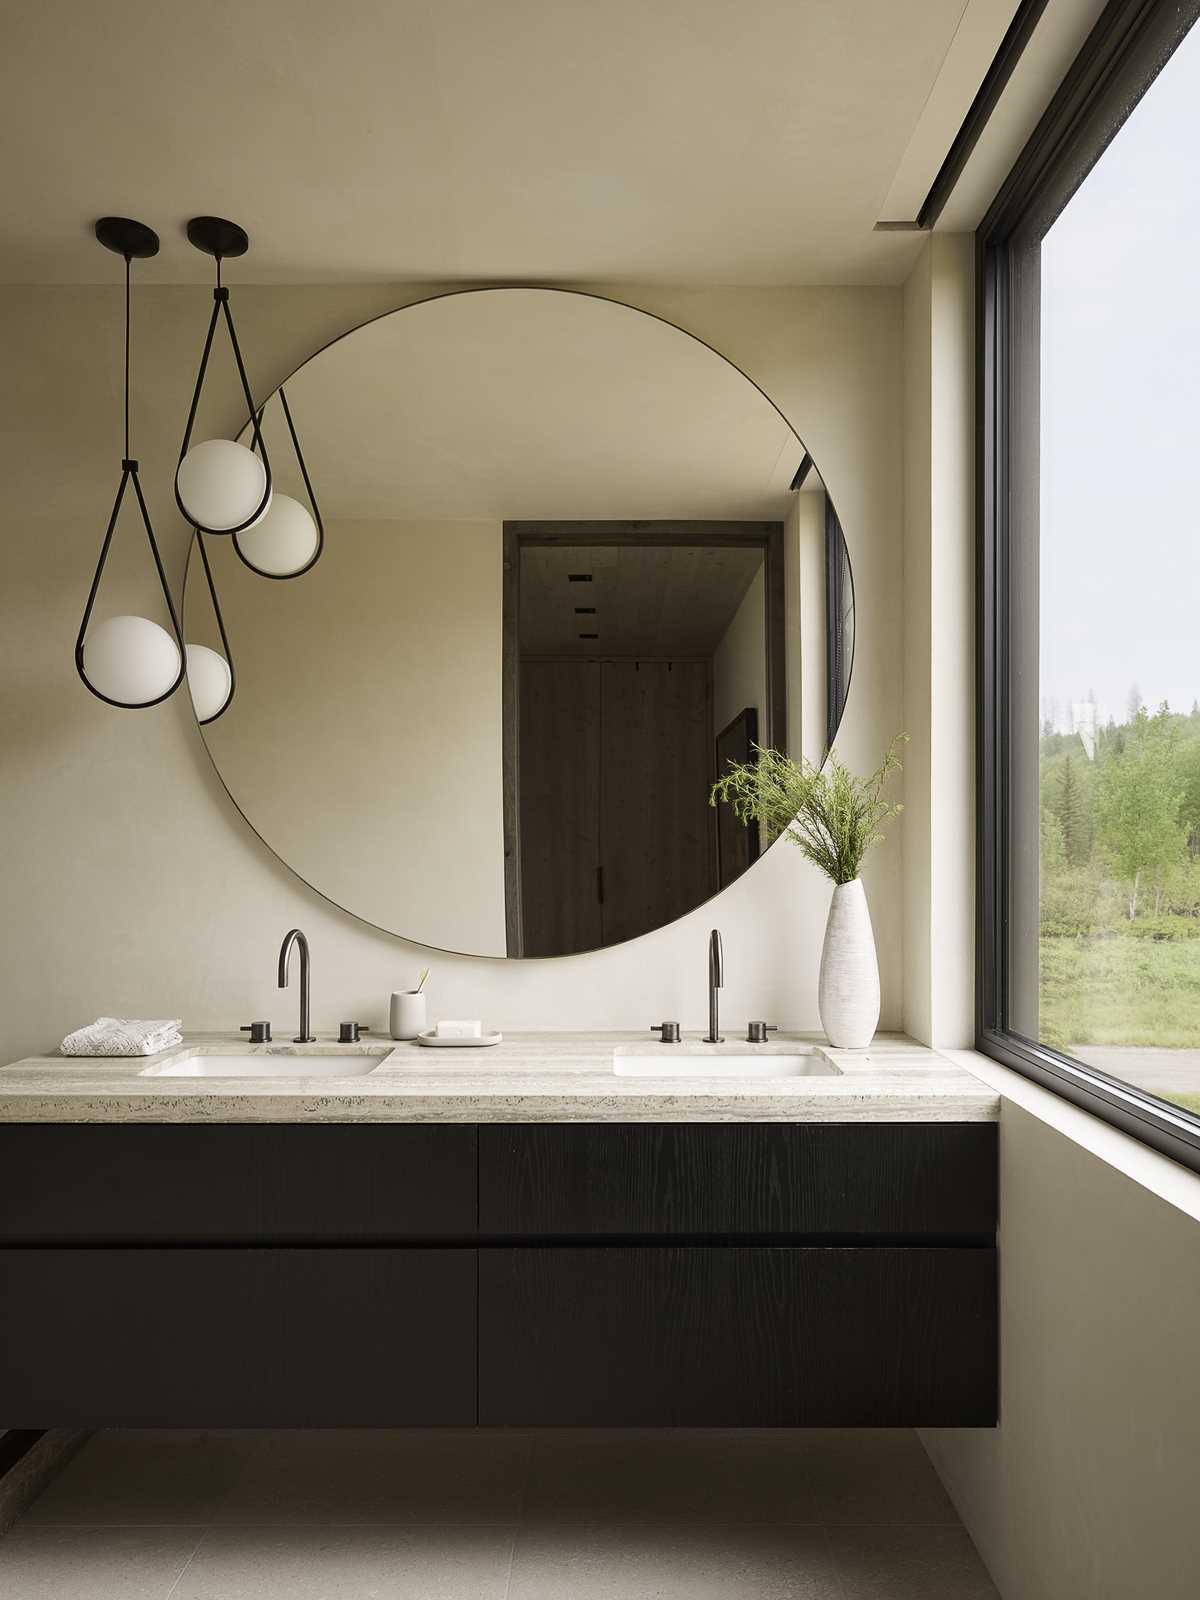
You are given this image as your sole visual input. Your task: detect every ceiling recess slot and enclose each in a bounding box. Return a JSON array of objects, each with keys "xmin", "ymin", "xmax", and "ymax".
[
  {"xmin": 574, "ymin": 606, "xmax": 596, "ymax": 614},
  {"xmin": 567, "ymin": 573, "xmax": 592, "ymax": 582}
]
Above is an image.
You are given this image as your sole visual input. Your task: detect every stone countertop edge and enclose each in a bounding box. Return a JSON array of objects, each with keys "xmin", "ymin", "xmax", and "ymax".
[{"xmin": 0, "ymin": 1032, "xmax": 998, "ymax": 1124}]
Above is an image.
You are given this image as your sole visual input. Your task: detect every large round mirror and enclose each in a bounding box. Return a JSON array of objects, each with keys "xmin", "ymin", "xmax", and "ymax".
[{"xmin": 185, "ymin": 288, "xmax": 854, "ymax": 957}]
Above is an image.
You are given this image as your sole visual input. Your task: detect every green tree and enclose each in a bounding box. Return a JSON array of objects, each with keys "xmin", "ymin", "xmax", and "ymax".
[
  {"xmin": 1041, "ymin": 804, "xmax": 1067, "ymax": 875},
  {"xmin": 1096, "ymin": 704, "xmax": 1186, "ymax": 919},
  {"xmin": 1178, "ymin": 739, "xmax": 1200, "ymax": 859},
  {"xmin": 1054, "ymin": 755, "xmax": 1092, "ymax": 866}
]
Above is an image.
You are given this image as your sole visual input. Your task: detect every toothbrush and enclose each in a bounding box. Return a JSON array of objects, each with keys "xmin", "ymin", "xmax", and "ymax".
[{"xmin": 416, "ymin": 967, "xmax": 429, "ymax": 993}]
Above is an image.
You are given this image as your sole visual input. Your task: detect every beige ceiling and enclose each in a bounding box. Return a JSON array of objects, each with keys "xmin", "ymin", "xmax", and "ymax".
[
  {"xmin": 3, "ymin": 0, "xmax": 992, "ymax": 286},
  {"xmin": 256, "ymin": 287, "xmax": 818, "ymax": 521}
]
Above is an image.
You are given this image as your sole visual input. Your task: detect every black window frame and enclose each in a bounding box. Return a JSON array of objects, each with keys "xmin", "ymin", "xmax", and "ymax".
[{"xmin": 977, "ymin": 0, "xmax": 1200, "ymax": 1172}]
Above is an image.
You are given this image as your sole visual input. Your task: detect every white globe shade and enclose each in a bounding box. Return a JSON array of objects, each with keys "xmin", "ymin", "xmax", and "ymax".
[
  {"xmin": 234, "ymin": 493, "xmax": 319, "ymax": 577},
  {"xmin": 176, "ymin": 438, "xmax": 271, "ymax": 532},
  {"xmin": 186, "ymin": 643, "xmax": 233, "ymax": 722},
  {"xmin": 83, "ymin": 615, "xmax": 181, "ymax": 706}
]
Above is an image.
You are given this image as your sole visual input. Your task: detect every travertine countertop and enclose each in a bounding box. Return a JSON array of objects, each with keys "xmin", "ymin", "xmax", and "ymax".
[{"xmin": 0, "ymin": 1032, "xmax": 997, "ymax": 1123}]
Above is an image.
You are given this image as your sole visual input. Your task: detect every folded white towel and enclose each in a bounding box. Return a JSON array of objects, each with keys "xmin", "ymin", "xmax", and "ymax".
[{"xmin": 60, "ymin": 1017, "xmax": 184, "ymax": 1057}]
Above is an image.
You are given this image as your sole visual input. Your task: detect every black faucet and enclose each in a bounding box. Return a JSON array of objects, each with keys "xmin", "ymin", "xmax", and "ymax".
[
  {"xmin": 703, "ymin": 928, "xmax": 724, "ymax": 1043},
  {"xmin": 278, "ymin": 928, "xmax": 315, "ymax": 1043}
]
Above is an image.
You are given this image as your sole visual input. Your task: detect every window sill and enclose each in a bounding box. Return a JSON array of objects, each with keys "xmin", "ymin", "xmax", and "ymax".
[{"xmin": 946, "ymin": 1048, "xmax": 1200, "ymax": 1225}]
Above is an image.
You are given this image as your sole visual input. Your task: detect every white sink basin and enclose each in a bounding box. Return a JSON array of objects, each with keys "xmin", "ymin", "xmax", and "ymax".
[
  {"xmin": 141, "ymin": 1053, "xmax": 385, "ymax": 1079},
  {"xmin": 613, "ymin": 1052, "xmax": 839, "ymax": 1078}
]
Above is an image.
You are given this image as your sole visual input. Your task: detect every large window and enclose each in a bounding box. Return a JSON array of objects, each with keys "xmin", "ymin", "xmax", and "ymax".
[{"xmin": 979, "ymin": 0, "xmax": 1200, "ymax": 1167}]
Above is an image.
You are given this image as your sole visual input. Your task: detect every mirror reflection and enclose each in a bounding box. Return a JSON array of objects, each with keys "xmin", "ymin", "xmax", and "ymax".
[{"xmin": 185, "ymin": 289, "xmax": 853, "ymax": 957}]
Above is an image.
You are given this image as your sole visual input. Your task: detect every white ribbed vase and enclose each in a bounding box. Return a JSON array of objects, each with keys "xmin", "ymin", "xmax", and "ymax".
[{"xmin": 818, "ymin": 878, "xmax": 880, "ymax": 1049}]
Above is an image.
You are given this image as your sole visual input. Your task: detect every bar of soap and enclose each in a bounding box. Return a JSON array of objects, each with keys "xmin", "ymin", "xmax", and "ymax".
[{"xmin": 435, "ymin": 1020, "xmax": 483, "ymax": 1039}]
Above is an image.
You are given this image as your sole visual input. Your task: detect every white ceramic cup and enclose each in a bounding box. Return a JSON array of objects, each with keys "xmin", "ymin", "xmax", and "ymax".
[{"xmin": 390, "ymin": 991, "xmax": 427, "ymax": 1040}]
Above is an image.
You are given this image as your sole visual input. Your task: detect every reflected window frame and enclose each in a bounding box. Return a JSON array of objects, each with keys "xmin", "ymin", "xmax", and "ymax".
[
  {"xmin": 825, "ymin": 501, "xmax": 853, "ymax": 754},
  {"xmin": 977, "ymin": 0, "xmax": 1200, "ymax": 1172}
]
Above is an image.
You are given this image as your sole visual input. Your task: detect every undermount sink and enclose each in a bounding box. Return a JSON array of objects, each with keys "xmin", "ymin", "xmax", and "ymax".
[
  {"xmin": 613, "ymin": 1051, "xmax": 840, "ymax": 1078},
  {"xmin": 141, "ymin": 1053, "xmax": 385, "ymax": 1079}
]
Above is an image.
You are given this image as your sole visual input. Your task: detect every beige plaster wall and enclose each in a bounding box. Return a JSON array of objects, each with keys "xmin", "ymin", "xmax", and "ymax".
[
  {"xmin": 712, "ymin": 564, "xmax": 766, "ymax": 743},
  {"xmin": 0, "ymin": 281, "xmax": 903, "ymax": 1060},
  {"xmin": 190, "ymin": 517, "xmax": 506, "ymax": 955},
  {"xmin": 786, "ymin": 489, "xmax": 829, "ymax": 770},
  {"xmin": 901, "ymin": 235, "xmax": 974, "ymax": 1049},
  {"xmin": 923, "ymin": 1093, "xmax": 1200, "ymax": 1600}
]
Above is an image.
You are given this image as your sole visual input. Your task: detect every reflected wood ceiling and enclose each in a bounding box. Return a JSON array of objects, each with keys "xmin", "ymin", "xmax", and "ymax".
[{"xmin": 520, "ymin": 544, "xmax": 764, "ymax": 658}]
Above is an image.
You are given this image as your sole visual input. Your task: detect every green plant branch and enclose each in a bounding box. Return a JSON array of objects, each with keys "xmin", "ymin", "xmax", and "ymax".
[{"xmin": 710, "ymin": 735, "xmax": 906, "ymax": 885}]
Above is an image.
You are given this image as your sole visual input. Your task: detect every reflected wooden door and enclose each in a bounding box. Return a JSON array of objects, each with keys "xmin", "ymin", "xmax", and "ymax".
[
  {"xmin": 519, "ymin": 658, "xmax": 715, "ymax": 954},
  {"xmin": 599, "ymin": 660, "xmax": 715, "ymax": 946},
  {"xmin": 519, "ymin": 660, "xmax": 603, "ymax": 956}
]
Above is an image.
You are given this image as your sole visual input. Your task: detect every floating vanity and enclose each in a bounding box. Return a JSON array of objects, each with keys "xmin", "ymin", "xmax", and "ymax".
[
  {"xmin": 0, "ymin": 1032, "xmax": 997, "ymax": 1431},
  {"xmin": 0, "ymin": 288, "xmax": 1005, "ymax": 1430}
]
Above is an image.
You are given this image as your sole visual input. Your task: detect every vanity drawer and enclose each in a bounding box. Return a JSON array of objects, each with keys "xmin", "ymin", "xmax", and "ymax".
[
  {"xmin": 0, "ymin": 1125, "xmax": 476, "ymax": 1242},
  {"xmin": 479, "ymin": 1245, "xmax": 996, "ymax": 1426},
  {"xmin": 478, "ymin": 1124, "xmax": 996, "ymax": 1239},
  {"xmin": 0, "ymin": 1246, "xmax": 476, "ymax": 1426}
]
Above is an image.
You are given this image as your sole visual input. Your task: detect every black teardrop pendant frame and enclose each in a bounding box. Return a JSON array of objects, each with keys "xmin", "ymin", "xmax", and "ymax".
[
  {"xmin": 76, "ymin": 218, "xmax": 187, "ymax": 710},
  {"xmin": 189, "ymin": 527, "xmax": 238, "ymax": 724},
  {"xmin": 175, "ymin": 216, "xmax": 272, "ymax": 537},
  {"xmin": 234, "ymin": 384, "xmax": 325, "ymax": 580}
]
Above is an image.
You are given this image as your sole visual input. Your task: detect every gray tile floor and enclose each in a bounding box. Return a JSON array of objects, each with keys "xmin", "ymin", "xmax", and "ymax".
[{"xmin": 4, "ymin": 1428, "xmax": 999, "ymax": 1598}]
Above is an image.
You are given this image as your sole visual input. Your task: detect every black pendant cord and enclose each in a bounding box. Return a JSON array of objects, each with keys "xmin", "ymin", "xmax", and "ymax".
[
  {"xmin": 123, "ymin": 255, "xmax": 130, "ymax": 460},
  {"xmin": 77, "ymin": 222, "xmax": 187, "ymax": 710},
  {"xmin": 235, "ymin": 384, "xmax": 325, "ymax": 580},
  {"xmin": 192, "ymin": 530, "xmax": 237, "ymax": 724},
  {"xmin": 175, "ymin": 254, "xmax": 272, "ymax": 537}
]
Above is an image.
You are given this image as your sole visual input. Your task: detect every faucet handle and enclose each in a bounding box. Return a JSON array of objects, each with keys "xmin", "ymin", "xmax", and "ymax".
[
  {"xmin": 650, "ymin": 1022, "xmax": 682, "ymax": 1043},
  {"xmin": 241, "ymin": 1021, "xmax": 272, "ymax": 1043},
  {"xmin": 337, "ymin": 1022, "xmax": 369, "ymax": 1044},
  {"xmin": 746, "ymin": 1021, "xmax": 778, "ymax": 1044}
]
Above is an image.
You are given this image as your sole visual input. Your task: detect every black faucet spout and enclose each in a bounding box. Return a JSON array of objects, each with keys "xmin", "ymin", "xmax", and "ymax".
[
  {"xmin": 704, "ymin": 928, "xmax": 724, "ymax": 1043},
  {"xmin": 278, "ymin": 928, "xmax": 315, "ymax": 1043}
]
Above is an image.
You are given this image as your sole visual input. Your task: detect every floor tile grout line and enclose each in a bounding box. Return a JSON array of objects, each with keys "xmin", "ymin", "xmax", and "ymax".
[
  {"xmin": 18, "ymin": 1515, "xmax": 968, "ymax": 1529},
  {"xmin": 516, "ymin": 1433, "xmax": 534, "ymax": 1527},
  {"xmin": 502, "ymin": 1435, "xmax": 534, "ymax": 1600},
  {"xmin": 820, "ymin": 1523, "xmax": 852, "ymax": 1600},
  {"xmin": 160, "ymin": 1529, "xmax": 206, "ymax": 1600},
  {"xmin": 20, "ymin": 1522, "xmax": 221, "ymax": 1531},
  {"xmin": 201, "ymin": 1429, "xmax": 273, "ymax": 1528},
  {"xmin": 501, "ymin": 1527, "xmax": 518, "ymax": 1600}
]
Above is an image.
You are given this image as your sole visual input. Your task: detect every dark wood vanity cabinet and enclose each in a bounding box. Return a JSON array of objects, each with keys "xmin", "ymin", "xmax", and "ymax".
[
  {"xmin": 0, "ymin": 1126, "xmax": 478, "ymax": 1427},
  {"xmin": 0, "ymin": 1121, "xmax": 997, "ymax": 1428},
  {"xmin": 477, "ymin": 1123, "xmax": 997, "ymax": 1239},
  {"xmin": 476, "ymin": 1124, "xmax": 997, "ymax": 1427},
  {"xmin": 0, "ymin": 1125, "xmax": 477, "ymax": 1242},
  {"xmin": 479, "ymin": 1246, "xmax": 994, "ymax": 1426},
  {"xmin": 0, "ymin": 1247, "xmax": 476, "ymax": 1428}
]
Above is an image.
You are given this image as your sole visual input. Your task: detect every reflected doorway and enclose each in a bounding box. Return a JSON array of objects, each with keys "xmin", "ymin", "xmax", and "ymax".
[{"xmin": 503, "ymin": 521, "xmax": 786, "ymax": 956}]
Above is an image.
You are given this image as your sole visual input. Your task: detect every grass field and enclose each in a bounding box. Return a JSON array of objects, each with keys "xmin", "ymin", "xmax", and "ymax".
[{"xmin": 1039, "ymin": 934, "xmax": 1200, "ymax": 1049}]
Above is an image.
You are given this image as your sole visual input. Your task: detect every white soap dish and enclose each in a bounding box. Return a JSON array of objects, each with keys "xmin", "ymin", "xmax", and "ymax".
[{"xmin": 416, "ymin": 1029, "xmax": 503, "ymax": 1049}]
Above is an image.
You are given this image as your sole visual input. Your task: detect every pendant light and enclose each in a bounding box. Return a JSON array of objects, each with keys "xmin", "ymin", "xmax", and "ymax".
[
  {"xmin": 233, "ymin": 384, "xmax": 325, "ymax": 579},
  {"xmin": 175, "ymin": 217, "xmax": 272, "ymax": 535},
  {"xmin": 185, "ymin": 529, "xmax": 236, "ymax": 723},
  {"xmin": 76, "ymin": 218, "xmax": 186, "ymax": 709}
]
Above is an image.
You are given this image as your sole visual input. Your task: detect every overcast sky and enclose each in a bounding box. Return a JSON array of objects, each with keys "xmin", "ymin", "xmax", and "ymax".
[{"xmin": 1040, "ymin": 19, "xmax": 1200, "ymax": 730}]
